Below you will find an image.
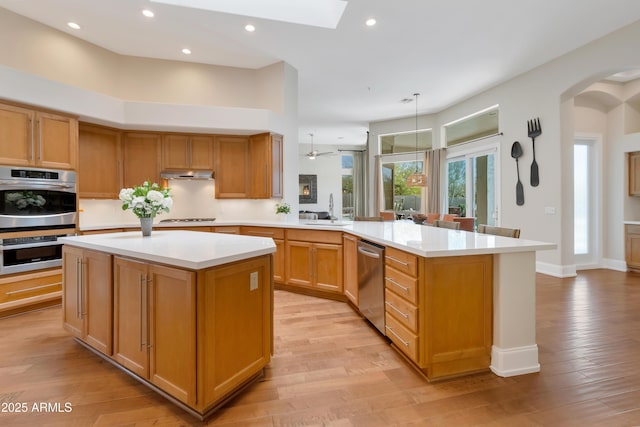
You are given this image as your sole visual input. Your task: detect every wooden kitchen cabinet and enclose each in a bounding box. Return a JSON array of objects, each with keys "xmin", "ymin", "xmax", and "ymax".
[
  {"xmin": 241, "ymin": 227, "xmax": 285, "ymax": 283},
  {"xmin": 0, "ymin": 102, "xmax": 78, "ymax": 170},
  {"xmin": 343, "ymin": 233, "xmax": 359, "ymax": 306},
  {"xmin": 62, "ymin": 246, "xmax": 113, "ymax": 355},
  {"xmin": 0, "ymin": 268, "xmax": 62, "ymax": 318},
  {"xmin": 113, "ymin": 256, "xmax": 196, "ymax": 405},
  {"xmin": 248, "ymin": 132, "xmax": 283, "ymax": 199},
  {"xmin": 162, "ymin": 134, "xmax": 214, "ymax": 170},
  {"xmin": 629, "ymin": 151, "xmax": 640, "ymax": 196},
  {"xmin": 625, "ymin": 224, "xmax": 640, "ymax": 272},
  {"xmin": 78, "ymin": 124, "xmax": 122, "ymax": 198},
  {"xmin": 285, "ymin": 229, "xmax": 343, "ymax": 294},
  {"xmin": 122, "ymin": 133, "xmax": 162, "ymax": 188},
  {"xmin": 214, "ymin": 135, "xmax": 249, "ymax": 198}
]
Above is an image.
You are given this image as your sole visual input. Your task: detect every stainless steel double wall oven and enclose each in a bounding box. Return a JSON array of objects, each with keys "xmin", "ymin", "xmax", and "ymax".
[{"xmin": 0, "ymin": 166, "xmax": 77, "ymax": 275}]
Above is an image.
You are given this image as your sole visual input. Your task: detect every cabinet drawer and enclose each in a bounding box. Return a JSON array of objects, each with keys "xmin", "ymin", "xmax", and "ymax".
[
  {"xmin": 385, "ymin": 313, "xmax": 418, "ymax": 362},
  {"xmin": 385, "ymin": 266, "xmax": 418, "ymax": 305},
  {"xmin": 242, "ymin": 226, "xmax": 285, "ymax": 239},
  {"xmin": 212, "ymin": 226, "xmax": 240, "ymax": 234},
  {"xmin": 385, "ymin": 247, "xmax": 418, "ymax": 277},
  {"xmin": 626, "ymin": 224, "xmax": 640, "ymax": 235},
  {"xmin": 286, "ymin": 229, "xmax": 342, "ymax": 244},
  {"xmin": 0, "ymin": 269, "xmax": 62, "ymax": 304},
  {"xmin": 385, "ymin": 289, "xmax": 418, "ymax": 333}
]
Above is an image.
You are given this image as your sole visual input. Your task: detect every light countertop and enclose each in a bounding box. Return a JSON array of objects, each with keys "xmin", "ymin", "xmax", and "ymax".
[
  {"xmin": 79, "ymin": 219, "xmax": 556, "ymax": 258},
  {"xmin": 60, "ymin": 230, "xmax": 276, "ymax": 270}
]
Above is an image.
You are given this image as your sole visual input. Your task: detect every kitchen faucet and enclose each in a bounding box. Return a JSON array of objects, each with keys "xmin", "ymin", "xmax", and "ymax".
[{"xmin": 329, "ymin": 193, "xmax": 336, "ymax": 222}]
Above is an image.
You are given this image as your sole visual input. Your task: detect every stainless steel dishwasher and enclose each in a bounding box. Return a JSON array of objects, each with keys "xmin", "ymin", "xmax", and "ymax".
[{"xmin": 357, "ymin": 240, "xmax": 385, "ymax": 334}]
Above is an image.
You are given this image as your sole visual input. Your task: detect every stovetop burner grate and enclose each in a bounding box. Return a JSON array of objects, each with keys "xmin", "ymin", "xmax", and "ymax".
[{"xmin": 159, "ymin": 218, "xmax": 216, "ymax": 223}]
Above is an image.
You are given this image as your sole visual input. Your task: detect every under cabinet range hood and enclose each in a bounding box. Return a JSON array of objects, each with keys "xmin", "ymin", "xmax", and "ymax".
[{"xmin": 160, "ymin": 170, "xmax": 213, "ymax": 180}]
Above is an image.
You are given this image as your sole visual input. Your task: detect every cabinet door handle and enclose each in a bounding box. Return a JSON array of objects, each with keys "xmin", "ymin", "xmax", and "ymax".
[
  {"xmin": 139, "ymin": 274, "xmax": 145, "ymax": 352},
  {"xmin": 75, "ymin": 258, "xmax": 81, "ymax": 319},
  {"xmin": 79, "ymin": 260, "xmax": 85, "ymax": 318},
  {"xmin": 36, "ymin": 118, "xmax": 42, "ymax": 161},
  {"xmin": 385, "ymin": 325, "xmax": 410, "ymax": 347},
  {"xmin": 5, "ymin": 282, "xmax": 61, "ymax": 295},
  {"xmin": 264, "ymin": 164, "xmax": 267, "ymax": 194},
  {"xmin": 385, "ymin": 277, "xmax": 409, "ymax": 292},
  {"xmin": 385, "ymin": 301, "xmax": 409, "ymax": 319},
  {"xmin": 249, "ymin": 231, "xmax": 274, "ymax": 237},
  {"xmin": 28, "ymin": 118, "xmax": 34, "ymax": 162},
  {"xmin": 386, "ymin": 256, "xmax": 409, "ymax": 267}
]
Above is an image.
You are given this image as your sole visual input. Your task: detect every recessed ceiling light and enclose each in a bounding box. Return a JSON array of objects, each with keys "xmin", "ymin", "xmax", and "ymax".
[
  {"xmin": 142, "ymin": 9, "xmax": 155, "ymax": 18},
  {"xmin": 245, "ymin": 24, "xmax": 256, "ymax": 32},
  {"xmin": 67, "ymin": 22, "xmax": 81, "ymax": 30},
  {"xmin": 365, "ymin": 18, "xmax": 376, "ymax": 26},
  {"xmin": 181, "ymin": 48, "xmax": 191, "ymax": 55}
]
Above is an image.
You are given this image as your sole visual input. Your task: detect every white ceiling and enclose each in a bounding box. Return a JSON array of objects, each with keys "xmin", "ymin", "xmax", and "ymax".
[{"xmin": 2, "ymin": 0, "xmax": 640, "ymax": 145}]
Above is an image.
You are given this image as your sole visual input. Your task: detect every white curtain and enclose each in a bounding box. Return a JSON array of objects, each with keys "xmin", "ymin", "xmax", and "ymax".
[
  {"xmin": 425, "ymin": 148, "xmax": 445, "ymax": 214},
  {"xmin": 374, "ymin": 154, "xmax": 382, "ymax": 217},
  {"xmin": 352, "ymin": 149, "xmax": 367, "ymax": 217}
]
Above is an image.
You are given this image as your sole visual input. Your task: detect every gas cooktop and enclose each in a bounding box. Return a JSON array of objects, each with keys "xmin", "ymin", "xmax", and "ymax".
[{"xmin": 159, "ymin": 218, "xmax": 216, "ymax": 223}]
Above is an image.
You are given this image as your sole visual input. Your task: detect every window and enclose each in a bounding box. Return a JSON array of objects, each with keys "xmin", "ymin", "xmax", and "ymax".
[
  {"xmin": 574, "ymin": 137, "xmax": 601, "ymax": 268},
  {"xmin": 341, "ymin": 154, "xmax": 354, "ymax": 219},
  {"xmin": 444, "ymin": 106, "xmax": 499, "ymax": 147},
  {"xmin": 381, "ymin": 156, "xmax": 424, "ymax": 214},
  {"xmin": 380, "ymin": 130, "xmax": 432, "ymax": 154}
]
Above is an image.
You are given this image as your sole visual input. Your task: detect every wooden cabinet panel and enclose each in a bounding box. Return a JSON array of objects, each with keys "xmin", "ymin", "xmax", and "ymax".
[
  {"xmin": 385, "ymin": 246, "xmax": 418, "ymax": 276},
  {"xmin": 286, "ymin": 229, "xmax": 342, "ymax": 244},
  {"xmin": 273, "ymin": 239, "xmax": 285, "ymax": 284},
  {"xmin": 62, "ymin": 247, "xmax": 112, "ymax": 355},
  {"xmin": 625, "ymin": 224, "xmax": 640, "ymax": 271},
  {"xmin": 248, "ymin": 133, "xmax": 271, "ymax": 198},
  {"xmin": 212, "ymin": 226, "xmax": 240, "ymax": 234},
  {"xmin": 123, "ymin": 133, "xmax": 161, "ymax": 188},
  {"xmin": 385, "ymin": 288, "xmax": 418, "ymax": 332},
  {"xmin": 271, "ymin": 133, "xmax": 283, "ymax": 198},
  {"xmin": 0, "ymin": 103, "xmax": 33, "ymax": 166},
  {"xmin": 79, "ymin": 124, "xmax": 122, "ymax": 198},
  {"xmin": 343, "ymin": 234, "xmax": 358, "ymax": 306},
  {"xmin": 162, "ymin": 134, "xmax": 213, "ymax": 170},
  {"xmin": 385, "ymin": 312, "xmax": 418, "ymax": 362},
  {"xmin": 285, "ymin": 241, "xmax": 313, "ymax": 287},
  {"xmin": 214, "ymin": 136, "xmax": 248, "ymax": 198},
  {"xmin": 113, "ymin": 257, "xmax": 149, "ymax": 378},
  {"xmin": 629, "ymin": 152, "xmax": 640, "ymax": 196},
  {"xmin": 285, "ymin": 238, "xmax": 343, "ymax": 294},
  {"xmin": 241, "ymin": 226, "xmax": 285, "ymax": 239},
  {"xmin": 0, "ymin": 268, "xmax": 62, "ymax": 317},
  {"xmin": 314, "ymin": 243, "xmax": 343, "ymax": 292},
  {"xmin": 37, "ymin": 112, "xmax": 78, "ymax": 170},
  {"xmin": 149, "ymin": 264, "xmax": 196, "ymax": 405},
  {"xmin": 384, "ymin": 266, "xmax": 418, "ymax": 305},
  {"xmin": 0, "ymin": 103, "xmax": 77, "ymax": 170}
]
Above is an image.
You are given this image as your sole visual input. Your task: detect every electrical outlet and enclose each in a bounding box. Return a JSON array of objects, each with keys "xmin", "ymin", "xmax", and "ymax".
[
  {"xmin": 250, "ymin": 271, "xmax": 258, "ymax": 291},
  {"xmin": 544, "ymin": 207, "xmax": 556, "ymax": 215}
]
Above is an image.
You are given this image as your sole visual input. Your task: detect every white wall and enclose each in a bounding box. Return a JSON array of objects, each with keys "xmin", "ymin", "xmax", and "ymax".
[
  {"xmin": 298, "ymin": 144, "xmax": 343, "ymax": 216},
  {"xmin": 369, "ymin": 19, "xmax": 640, "ymax": 277}
]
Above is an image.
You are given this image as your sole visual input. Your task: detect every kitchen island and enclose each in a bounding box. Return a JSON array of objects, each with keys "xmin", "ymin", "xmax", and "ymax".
[
  {"xmin": 79, "ymin": 219, "xmax": 556, "ymax": 380},
  {"xmin": 59, "ymin": 230, "xmax": 276, "ymax": 420}
]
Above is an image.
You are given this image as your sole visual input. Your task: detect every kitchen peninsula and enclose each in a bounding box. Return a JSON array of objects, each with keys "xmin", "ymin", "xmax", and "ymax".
[
  {"xmin": 79, "ymin": 220, "xmax": 555, "ymax": 381},
  {"xmin": 59, "ymin": 230, "xmax": 276, "ymax": 420}
]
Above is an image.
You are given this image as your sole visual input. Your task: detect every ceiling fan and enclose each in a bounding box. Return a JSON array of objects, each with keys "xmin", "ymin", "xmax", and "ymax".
[{"xmin": 303, "ymin": 133, "xmax": 334, "ymax": 159}]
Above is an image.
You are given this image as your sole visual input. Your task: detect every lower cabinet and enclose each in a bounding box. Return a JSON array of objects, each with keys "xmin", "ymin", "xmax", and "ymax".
[
  {"xmin": 384, "ymin": 246, "xmax": 493, "ymax": 381},
  {"xmin": 113, "ymin": 256, "xmax": 196, "ymax": 405},
  {"xmin": 285, "ymin": 229, "xmax": 343, "ymax": 294},
  {"xmin": 0, "ymin": 268, "xmax": 62, "ymax": 318},
  {"xmin": 625, "ymin": 224, "xmax": 640, "ymax": 272},
  {"xmin": 62, "ymin": 246, "xmax": 112, "ymax": 355},
  {"xmin": 241, "ymin": 227, "xmax": 285, "ymax": 284},
  {"xmin": 342, "ymin": 234, "xmax": 359, "ymax": 305}
]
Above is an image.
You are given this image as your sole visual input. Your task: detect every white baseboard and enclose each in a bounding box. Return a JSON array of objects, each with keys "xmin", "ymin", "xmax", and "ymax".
[
  {"xmin": 603, "ymin": 258, "xmax": 628, "ymax": 272},
  {"xmin": 536, "ymin": 261, "xmax": 576, "ymax": 278},
  {"xmin": 490, "ymin": 345, "xmax": 540, "ymax": 377}
]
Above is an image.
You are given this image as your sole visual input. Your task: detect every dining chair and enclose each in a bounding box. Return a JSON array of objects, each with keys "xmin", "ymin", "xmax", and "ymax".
[
  {"xmin": 477, "ymin": 224, "xmax": 521, "ymax": 238},
  {"xmin": 379, "ymin": 211, "xmax": 396, "ymax": 221},
  {"xmin": 425, "ymin": 213, "xmax": 441, "ymax": 225},
  {"xmin": 354, "ymin": 216, "xmax": 384, "ymax": 222},
  {"xmin": 432, "ymin": 220, "xmax": 461, "ymax": 230},
  {"xmin": 442, "ymin": 214, "xmax": 458, "ymax": 222}
]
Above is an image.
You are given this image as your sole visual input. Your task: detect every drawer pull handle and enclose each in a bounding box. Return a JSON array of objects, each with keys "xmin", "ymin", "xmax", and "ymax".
[
  {"xmin": 387, "ymin": 256, "xmax": 409, "ymax": 266},
  {"xmin": 249, "ymin": 231, "xmax": 274, "ymax": 236},
  {"xmin": 385, "ymin": 325, "xmax": 410, "ymax": 347},
  {"xmin": 385, "ymin": 277, "xmax": 409, "ymax": 292},
  {"xmin": 385, "ymin": 301, "xmax": 409, "ymax": 319},
  {"xmin": 5, "ymin": 282, "xmax": 62, "ymax": 295}
]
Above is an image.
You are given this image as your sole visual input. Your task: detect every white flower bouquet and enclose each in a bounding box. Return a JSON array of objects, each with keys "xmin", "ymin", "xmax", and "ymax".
[{"xmin": 119, "ymin": 181, "xmax": 173, "ymax": 218}]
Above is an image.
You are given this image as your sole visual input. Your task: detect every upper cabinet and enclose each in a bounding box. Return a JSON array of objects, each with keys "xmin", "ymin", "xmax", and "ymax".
[
  {"xmin": 161, "ymin": 134, "xmax": 214, "ymax": 170},
  {"xmin": 214, "ymin": 135, "xmax": 249, "ymax": 199},
  {"xmin": 629, "ymin": 151, "xmax": 640, "ymax": 196},
  {"xmin": 79, "ymin": 124, "xmax": 122, "ymax": 198},
  {"xmin": 122, "ymin": 133, "xmax": 162, "ymax": 188},
  {"xmin": 0, "ymin": 102, "xmax": 78, "ymax": 170},
  {"xmin": 248, "ymin": 132, "xmax": 283, "ymax": 199}
]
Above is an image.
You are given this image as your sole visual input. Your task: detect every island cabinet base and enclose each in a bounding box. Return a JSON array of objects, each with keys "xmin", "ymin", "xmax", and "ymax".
[
  {"xmin": 385, "ymin": 249, "xmax": 493, "ymax": 381},
  {"xmin": 62, "ymin": 247, "xmax": 273, "ymax": 420}
]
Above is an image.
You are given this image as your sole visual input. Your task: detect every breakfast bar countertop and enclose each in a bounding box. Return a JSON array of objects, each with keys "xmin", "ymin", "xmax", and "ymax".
[{"xmin": 79, "ymin": 219, "xmax": 556, "ymax": 259}]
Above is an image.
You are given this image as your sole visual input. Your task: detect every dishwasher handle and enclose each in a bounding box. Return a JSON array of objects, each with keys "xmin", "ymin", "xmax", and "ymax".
[{"xmin": 358, "ymin": 246, "xmax": 381, "ymax": 259}]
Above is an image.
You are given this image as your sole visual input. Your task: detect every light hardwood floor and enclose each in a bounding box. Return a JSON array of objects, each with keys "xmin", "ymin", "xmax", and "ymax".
[{"xmin": 1, "ymin": 270, "xmax": 640, "ymax": 426}]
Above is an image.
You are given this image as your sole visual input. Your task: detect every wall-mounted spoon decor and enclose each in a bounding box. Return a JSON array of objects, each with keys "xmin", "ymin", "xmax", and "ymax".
[
  {"xmin": 511, "ymin": 141, "xmax": 524, "ymax": 205},
  {"xmin": 528, "ymin": 117, "xmax": 541, "ymax": 186}
]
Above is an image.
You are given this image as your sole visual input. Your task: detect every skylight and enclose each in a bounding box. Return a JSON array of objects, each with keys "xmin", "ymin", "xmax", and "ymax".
[{"xmin": 149, "ymin": 0, "xmax": 348, "ymax": 29}]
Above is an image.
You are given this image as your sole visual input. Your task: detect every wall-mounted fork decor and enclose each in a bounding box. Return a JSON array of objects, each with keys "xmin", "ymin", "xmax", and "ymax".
[{"xmin": 527, "ymin": 117, "xmax": 542, "ymax": 187}]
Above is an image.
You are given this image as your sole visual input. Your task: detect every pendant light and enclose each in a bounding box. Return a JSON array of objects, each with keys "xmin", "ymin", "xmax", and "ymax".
[{"xmin": 407, "ymin": 92, "xmax": 427, "ymax": 187}]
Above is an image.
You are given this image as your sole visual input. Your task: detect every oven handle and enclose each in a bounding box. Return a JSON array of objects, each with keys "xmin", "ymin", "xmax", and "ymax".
[
  {"xmin": 0, "ymin": 181, "xmax": 76, "ymax": 192},
  {"xmin": 1, "ymin": 241, "xmax": 64, "ymax": 250}
]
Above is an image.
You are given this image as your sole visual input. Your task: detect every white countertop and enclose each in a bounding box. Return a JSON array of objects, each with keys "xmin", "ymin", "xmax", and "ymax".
[
  {"xmin": 60, "ymin": 230, "xmax": 276, "ymax": 270},
  {"xmin": 79, "ymin": 219, "xmax": 556, "ymax": 258}
]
